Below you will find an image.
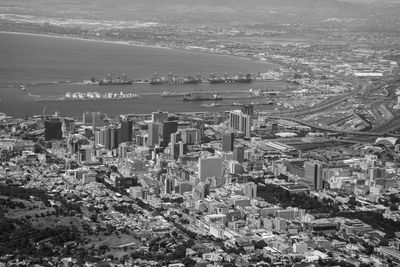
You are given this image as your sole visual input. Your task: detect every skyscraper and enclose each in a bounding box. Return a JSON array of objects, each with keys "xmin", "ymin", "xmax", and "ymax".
[
  {"xmin": 241, "ymin": 104, "xmax": 254, "ymax": 116},
  {"xmin": 63, "ymin": 118, "xmax": 75, "ymax": 133},
  {"xmin": 198, "ymin": 156, "xmax": 223, "ymax": 180},
  {"xmin": 162, "ymin": 121, "xmax": 178, "ymax": 147},
  {"xmin": 95, "ymin": 126, "xmax": 119, "ymax": 150},
  {"xmin": 152, "ymin": 111, "xmax": 169, "ymax": 123},
  {"xmin": 304, "ymin": 162, "xmax": 324, "ymax": 191},
  {"xmin": 229, "ymin": 110, "xmax": 252, "ymax": 138},
  {"xmin": 147, "ymin": 123, "xmax": 160, "ymax": 147},
  {"xmin": 92, "ymin": 111, "xmax": 104, "ymax": 131},
  {"xmin": 181, "ymin": 128, "xmax": 201, "ymax": 145},
  {"xmin": 234, "ymin": 146, "xmax": 245, "ymax": 163},
  {"xmin": 222, "ymin": 132, "xmax": 235, "ymax": 152},
  {"xmin": 83, "ymin": 112, "xmax": 92, "ymax": 124},
  {"xmin": 120, "ymin": 119, "xmax": 133, "ymax": 143},
  {"xmin": 44, "ymin": 118, "xmax": 62, "ymax": 141}
]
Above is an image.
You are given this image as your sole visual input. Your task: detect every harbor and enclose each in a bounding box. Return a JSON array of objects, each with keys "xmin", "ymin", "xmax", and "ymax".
[
  {"xmin": 30, "ymin": 88, "xmax": 282, "ymax": 103},
  {"xmin": 34, "ymin": 91, "xmax": 141, "ymax": 102},
  {"xmin": 82, "ymin": 72, "xmax": 280, "ymax": 86}
]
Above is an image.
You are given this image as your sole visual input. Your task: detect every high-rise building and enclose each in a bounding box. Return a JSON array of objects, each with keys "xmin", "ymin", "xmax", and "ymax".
[
  {"xmin": 198, "ymin": 156, "xmax": 223, "ymax": 180},
  {"xmin": 118, "ymin": 143, "xmax": 128, "ymax": 158},
  {"xmin": 164, "ymin": 177, "xmax": 175, "ymax": 194},
  {"xmin": 241, "ymin": 104, "xmax": 254, "ymax": 116},
  {"xmin": 120, "ymin": 119, "xmax": 133, "ymax": 143},
  {"xmin": 234, "ymin": 146, "xmax": 245, "ymax": 163},
  {"xmin": 95, "ymin": 126, "xmax": 119, "ymax": 150},
  {"xmin": 195, "ymin": 182, "xmax": 210, "ymax": 199},
  {"xmin": 110, "ymin": 127, "xmax": 119, "ymax": 149},
  {"xmin": 162, "ymin": 121, "xmax": 178, "ymax": 147},
  {"xmin": 83, "ymin": 112, "xmax": 92, "ymax": 124},
  {"xmin": 92, "ymin": 111, "xmax": 104, "ymax": 130},
  {"xmin": 275, "ymin": 218, "xmax": 287, "ymax": 232},
  {"xmin": 229, "ymin": 110, "xmax": 252, "ymax": 138},
  {"xmin": 63, "ymin": 118, "xmax": 75, "ymax": 133},
  {"xmin": 44, "ymin": 118, "xmax": 62, "ymax": 141},
  {"xmin": 244, "ymin": 182, "xmax": 257, "ymax": 199},
  {"xmin": 147, "ymin": 123, "xmax": 160, "ymax": 147},
  {"xmin": 304, "ymin": 161, "xmax": 324, "ymax": 190},
  {"xmin": 181, "ymin": 128, "xmax": 201, "ymax": 145},
  {"xmin": 152, "ymin": 111, "xmax": 169, "ymax": 123},
  {"xmin": 222, "ymin": 132, "xmax": 235, "ymax": 152},
  {"xmin": 191, "ymin": 118, "xmax": 204, "ymax": 141}
]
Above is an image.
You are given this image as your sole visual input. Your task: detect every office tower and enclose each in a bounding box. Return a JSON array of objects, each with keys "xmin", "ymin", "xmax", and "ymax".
[
  {"xmin": 229, "ymin": 110, "xmax": 252, "ymax": 138},
  {"xmin": 222, "ymin": 132, "xmax": 235, "ymax": 152},
  {"xmin": 92, "ymin": 111, "xmax": 104, "ymax": 130},
  {"xmin": 179, "ymin": 141, "xmax": 187, "ymax": 157},
  {"xmin": 181, "ymin": 128, "xmax": 201, "ymax": 145},
  {"xmin": 164, "ymin": 177, "xmax": 174, "ymax": 194},
  {"xmin": 152, "ymin": 111, "xmax": 169, "ymax": 123},
  {"xmin": 234, "ymin": 146, "xmax": 245, "ymax": 163},
  {"xmin": 304, "ymin": 162, "xmax": 324, "ymax": 191},
  {"xmin": 118, "ymin": 143, "xmax": 128, "ymax": 158},
  {"xmin": 244, "ymin": 182, "xmax": 257, "ymax": 199},
  {"xmin": 162, "ymin": 121, "xmax": 178, "ymax": 147},
  {"xmin": 198, "ymin": 156, "xmax": 223, "ymax": 180},
  {"xmin": 94, "ymin": 126, "xmax": 119, "ymax": 150},
  {"xmin": 44, "ymin": 118, "xmax": 62, "ymax": 141},
  {"xmin": 195, "ymin": 182, "xmax": 210, "ymax": 199},
  {"xmin": 275, "ymin": 218, "xmax": 287, "ymax": 232},
  {"xmin": 63, "ymin": 117, "xmax": 75, "ymax": 133},
  {"xmin": 241, "ymin": 104, "xmax": 254, "ymax": 116},
  {"xmin": 66, "ymin": 136, "xmax": 81, "ymax": 154},
  {"xmin": 83, "ymin": 112, "xmax": 92, "ymax": 124},
  {"xmin": 110, "ymin": 127, "xmax": 119, "ymax": 149},
  {"xmin": 120, "ymin": 119, "xmax": 133, "ymax": 143},
  {"xmin": 191, "ymin": 118, "xmax": 204, "ymax": 141},
  {"xmin": 147, "ymin": 123, "xmax": 160, "ymax": 147}
]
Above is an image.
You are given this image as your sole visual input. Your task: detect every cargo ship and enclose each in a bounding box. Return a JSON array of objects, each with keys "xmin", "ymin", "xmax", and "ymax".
[
  {"xmin": 183, "ymin": 93, "xmax": 223, "ymax": 101},
  {"xmin": 234, "ymin": 73, "xmax": 252, "ymax": 83},
  {"xmin": 182, "ymin": 74, "xmax": 202, "ymax": 84},
  {"xmin": 149, "ymin": 73, "xmax": 169, "ymax": 84},
  {"xmin": 208, "ymin": 73, "xmax": 225, "ymax": 84},
  {"xmin": 98, "ymin": 74, "xmax": 132, "ymax": 85}
]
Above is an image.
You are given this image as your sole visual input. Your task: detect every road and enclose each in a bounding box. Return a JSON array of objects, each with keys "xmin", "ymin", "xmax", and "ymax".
[{"xmin": 264, "ymin": 115, "xmax": 400, "ymax": 137}]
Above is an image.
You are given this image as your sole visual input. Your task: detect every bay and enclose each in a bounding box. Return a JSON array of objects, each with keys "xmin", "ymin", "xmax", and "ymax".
[{"xmin": 0, "ymin": 32, "xmax": 292, "ymax": 118}]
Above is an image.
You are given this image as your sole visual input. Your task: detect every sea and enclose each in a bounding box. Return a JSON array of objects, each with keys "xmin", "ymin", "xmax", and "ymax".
[{"xmin": 0, "ymin": 32, "xmax": 295, "ymax": 118}]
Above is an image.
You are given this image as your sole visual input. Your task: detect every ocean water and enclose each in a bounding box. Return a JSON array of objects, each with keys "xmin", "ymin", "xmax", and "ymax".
[{"xmin": 0, "ymin": 32, "xmax": 292, "ymax": 118}]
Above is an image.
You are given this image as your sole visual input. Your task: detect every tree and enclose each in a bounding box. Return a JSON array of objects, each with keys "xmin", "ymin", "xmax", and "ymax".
[
  {"xmin": 254, "ymin": 240, "xmax": 268, "ymax": 249},
  {"xmin": 173, "ymin": 245, "xmax": 187, "ymax": 259}
]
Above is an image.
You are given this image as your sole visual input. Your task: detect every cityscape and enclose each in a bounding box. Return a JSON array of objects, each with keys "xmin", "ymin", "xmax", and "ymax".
[{"xmin": 1, "ymin": 0, "xmax": 400, "ymax": 267}]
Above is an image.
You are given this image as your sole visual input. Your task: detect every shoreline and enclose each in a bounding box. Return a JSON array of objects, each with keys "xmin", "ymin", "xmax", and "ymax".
[
  {"xmin": 0, "ymin": 30, "xmax": 172, "ymax": 50},
  {"xmin": 0, "ymin": 30, "xmax": 279, "ymax": 67}
]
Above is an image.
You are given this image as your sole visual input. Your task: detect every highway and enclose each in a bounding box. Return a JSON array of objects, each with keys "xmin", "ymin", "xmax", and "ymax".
[{"xmin": 263, "ymin": 115, "xmax": 400, "ymax": 137}]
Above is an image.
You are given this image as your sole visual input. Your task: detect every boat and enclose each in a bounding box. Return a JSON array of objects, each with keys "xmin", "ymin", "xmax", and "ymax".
[
  {"xmin": 235, "ymin": 73, "xmax": 252, "ymax": 83},
  {"xmin": 19, "ymin": 85, "xmax": 26, "ymax": 91},
  {"xmin": 98, "ymin": 73, "xmax": 133, "ymax": 85},
  {"xmin": 208, "ymin": 73, "xmax": 225, "ymax": 84},
  {"xmin": 182, "ymin": 74, "xmax": 202, "ymax": 84},
  {"xmin": 149, "ymin": 73, "xmax": 169, "ymax": 84},
  {"xmin": 183, "ymin": 93, "xmax": 223, "ymax": 101}
]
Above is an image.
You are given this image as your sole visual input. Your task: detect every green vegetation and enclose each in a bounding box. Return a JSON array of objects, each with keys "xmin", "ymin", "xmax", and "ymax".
[
  {"xmin": 257, "ymin": 183, "xmax": 400, "ymax": 237},
  {"xmin": 0, "ymin": 184, "xmax": 50, "ymax": 205},
  {"xmin": 339, "ymin": 211, "xmax": 400, "ymax": 238},
  {"xmin": 257, "ymin": 183, "xmax": 339, "ymax": 214},
  {"xmin": 0, "ymin": 218, "xmax": 81, "ymax": 257}
]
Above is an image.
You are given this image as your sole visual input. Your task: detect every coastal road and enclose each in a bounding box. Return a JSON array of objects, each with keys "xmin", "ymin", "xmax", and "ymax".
[{"xmin": 264, "ymin": 115, "xmax": 400, "ymax": 137}]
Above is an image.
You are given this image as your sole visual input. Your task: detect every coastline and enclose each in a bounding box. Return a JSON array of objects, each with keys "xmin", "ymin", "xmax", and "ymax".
[
  {"xmin": 0, "ymin": 30, "xmax": 279, "ymax": 67},
  {"xmin": 0, "ymin": 30, "xmax": 172, "ymax": 50}
]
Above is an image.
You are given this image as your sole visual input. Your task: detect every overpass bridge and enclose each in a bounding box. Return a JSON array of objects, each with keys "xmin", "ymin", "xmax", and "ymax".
[{"xmin": 263, "ymin": 115, "xmax": 400, "ymax": 138}]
